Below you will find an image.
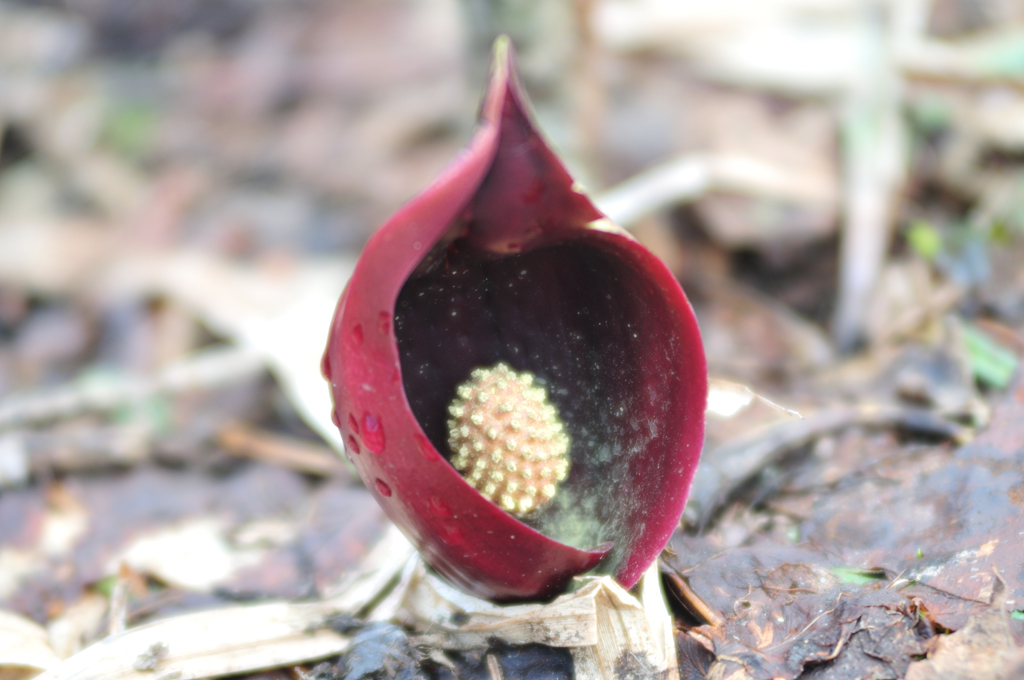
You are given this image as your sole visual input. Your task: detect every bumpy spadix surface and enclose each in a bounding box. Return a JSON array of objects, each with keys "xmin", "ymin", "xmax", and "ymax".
[{"xmin": 448, "ymin": 363, "xmax": 570, "ymax": 516}]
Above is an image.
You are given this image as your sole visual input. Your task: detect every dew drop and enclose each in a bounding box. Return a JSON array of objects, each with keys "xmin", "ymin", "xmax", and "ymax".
[
  {"xmin": 362, "ymin": 413, "xmax": 385, "ymax": 453},
  {"xmin": 331, "ymin": 409, "xmax": 341, "ymax": 428},
  {"xmin": 379, "ymin": 311, "xmax": 391, "ymax": 336},
  {"xmin": 443, "ymin": 524, "xmax": 465, "ymax": 546},
  {"xmin": 429, "ymin": 496, "xmax": 453, "ymax": 518},
  {"xmin": 320, "ymin": 352, "xmax": 332, "ymax": 379},
  {"xmin": 391, "ymin": 367, "xmax": 401, "ymax": 383},
  {"xmin": 414, "ymin": 433, "xmax": 437, "ymax": 460},
  {"xmin": 348, "ymin": 413, "xmax": 359, "ymax": 434},
  {"xmin": 347, "ymin": 435, "xmax": 361, "ymax": 454},
  {"xmin": 351, "ymin": 324, "xmax": 364, "ymax": 346},
  {"xmin": 375, "ymin": 478, "xmax": 392, "ymax": 497}
]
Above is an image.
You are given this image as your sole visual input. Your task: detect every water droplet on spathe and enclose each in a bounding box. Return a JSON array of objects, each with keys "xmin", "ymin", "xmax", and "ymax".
[
  {"xmin": 347, "ymin": 435, "xmax": 361, "ymax": 454},
  {"xmin": 362, "ymin": 413, "xmax": 386, "ymax": 453},
  {"xmin": 375, "ymin": 478, "xmax": 392, "ymax": 497},
  {"xmin": 331, "ymin": 409, "xmax": 341, "ymax": 428},
  {"xmin": 443, "ymin": 524, "xmax": 465, "ymax": 545},
  {"xmin": 348, "ymin": 413, "xmax": 359, "ymax": 434},
  {"xmin": 429, "ymin": 496, "xmax": 452, "ymax": 518},
  {"xmin": 320, "ymin": 352, "xmax": 331, "ymax": 379},
  {"xmin": 414, "ymin": 433, "xmax": 437, "ymax": 460},
  {"xmin": 351, "ymin": 324, "xmax": 364, "ymax": 346},
  {"xmin": 379, "ymin": 311, "xmax": 391, "ymax": 336}
]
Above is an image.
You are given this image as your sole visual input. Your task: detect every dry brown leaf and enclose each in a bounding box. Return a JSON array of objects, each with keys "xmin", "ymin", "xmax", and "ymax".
[{"xmin": 905, "ymin": 604, "xmax": 1024, "ymax": 679}]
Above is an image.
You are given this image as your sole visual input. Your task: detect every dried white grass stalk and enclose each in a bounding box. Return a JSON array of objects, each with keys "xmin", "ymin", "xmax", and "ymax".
[
  {"xmin": 399, "ymin": 564, "xmax": 600, "ymax": 649},
  {"xmin": 47, "ymin": 593, "xmax": 109, "ymax": 660},
  {"xmin": 570, "ymin": 563, "xmax": 680, "ymax": 680},
  {"xmin": 400, "ymin": 560, "xmax": 679, "ymax": 680},
  {"xmin": 30, "ymin": 601, "xmax": 351, "ymax": 680},
  {"xmin": 10, "ymin": 520, "xmax": 678, "ymax": 680},
  {"xmin": 595, "ymin": 153, "xmax": 835, "ymax": 229},
  {"xmin": 18, "ymin": 526, "xmax": 414, "ymax": 680},
  {"xmin": 0, "ymin": 610, "xmax": 62, "ymax": 677},
  {"xmin": 707, "ymin": 378, "xmax": 803, "ymax": 419}
]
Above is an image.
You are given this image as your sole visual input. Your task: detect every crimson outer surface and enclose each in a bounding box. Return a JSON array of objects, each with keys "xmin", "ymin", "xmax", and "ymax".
[{"xmin": 322, "ymin": 40, "xmax": 707, "ymax": 602}]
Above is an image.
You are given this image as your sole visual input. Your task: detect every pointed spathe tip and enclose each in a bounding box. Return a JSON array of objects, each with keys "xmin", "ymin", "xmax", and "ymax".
[
  {"xmin": 479, "ymin": 35, "xmax": 518, "ymax": 124},
  {"xmin": 490, "ymin": 34, "xmax": 513, "ymax": 71}
]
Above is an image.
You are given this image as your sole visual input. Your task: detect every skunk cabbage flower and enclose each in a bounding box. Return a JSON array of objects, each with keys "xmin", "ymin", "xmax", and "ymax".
[{"xmin": 322, "ymin": 38, "xmax": 706, "ymax": 602}]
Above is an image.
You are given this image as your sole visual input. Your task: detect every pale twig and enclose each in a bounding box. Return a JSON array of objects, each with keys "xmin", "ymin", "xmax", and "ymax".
[
  {"xmin": 216, "ymin": 421, "xmax": 347, "ymax": 478},
  {"xmin": 663, "ymin": 572, "xmax": 725, "ymax": 627},
  {"xmin": 899, "ymin": 31, "xmax": 1024, "ymax": 90},
  {"xmin": 0, "ymin": 345, "xmax": 265, "ymax": 432},
  {"xmin": 106, "ymin": 564, "xmax": 132, "ymax": 637},
  {"xmin": 832, "ymin": 1, "xmax": 915, "ymax": 350},
  {"xmin": 486, "ymin": 654, "xmax": 504, "ymax": 680},
  {"xmin": 707, "ymin": 378, "xmax": 804, "ymax": 420},
  {"xmin": 595, "ymin": 153, "xmax": 835, "ymax": 228},
  {"xmin": 0, "ymin": 423, "xmax": 152, "ymax": 488}
]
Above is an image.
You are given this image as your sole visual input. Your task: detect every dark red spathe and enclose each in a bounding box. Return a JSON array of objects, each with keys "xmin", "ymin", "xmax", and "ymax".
[{"xmin": 323, "ymin": 39, "xmax": 706, "ymax": 602}]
